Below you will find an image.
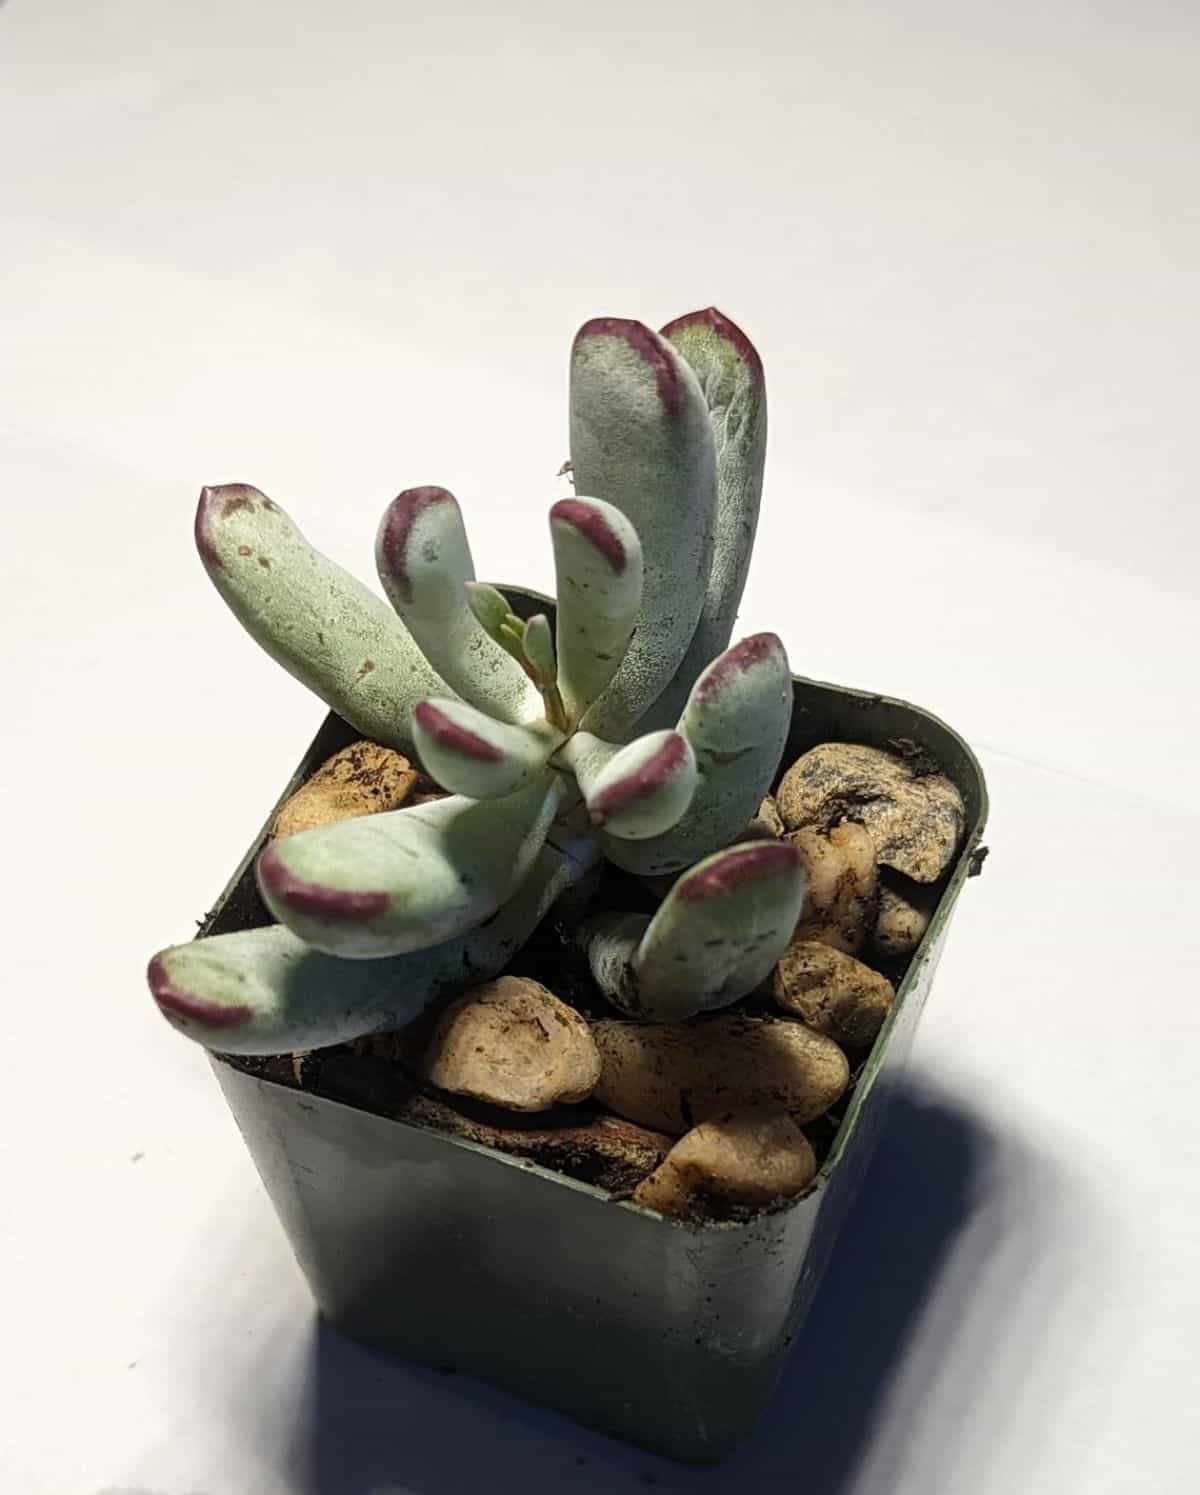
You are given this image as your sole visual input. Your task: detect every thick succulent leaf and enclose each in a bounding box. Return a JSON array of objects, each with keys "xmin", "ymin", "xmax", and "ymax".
[
  {"xmin": 583, "ymin": 840, "xmax": 804, "ymax": 1021},
  {"xmin": 376, "ymin": 487, "xmax": 540, "ymax": 724},
  {"xmin": 572, "ymin": 729, "xmax": 697, "ymax": 840},
  {"xmin": 521, "ymin": 612, "xmax": 556, "ymax": 685},
  {"xmin": 255, "ymin": 773, "xmax": 565, "ymax": 957},
  {"xmin": 195, "ymin": 484, "xmax": 452, "ymax": 754},
  {"xmin": 599, "ymin": 633, "xmax": 792, "ymax": 876},
  {"xmin": 638, "ymin": 308, "xmax": 768, "ymax": 729},
  {"xmin": 148, "ymin": 841, "xmax": 596, "ymax": 1054},
  {"xmin": 577, "ymin": 911, "xmax": 649, "ymax": 1016},
  {"xmin": 549, "ymin": 496, "xmax": 643, "ymax": 721},
  {"xmin": 634, "ymin": 841, "xmax": 804, "ymax": 1015},
  {"xmin": 412, "ymin": 698, "xmax": 556, "ymax": 799},
  {"xmin": 569, "ymin": 318, "xmax": 716, "ymax": 739}
]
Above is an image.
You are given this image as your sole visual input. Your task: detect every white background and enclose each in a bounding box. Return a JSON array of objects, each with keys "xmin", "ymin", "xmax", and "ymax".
[{"xmin": 2, "ymin": 2, "xmax": 1198, "ymax": 1491}]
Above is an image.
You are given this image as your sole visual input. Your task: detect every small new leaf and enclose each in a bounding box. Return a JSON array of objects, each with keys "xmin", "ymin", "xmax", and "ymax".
[
  {"xmin": 464, "ymin": 581, "xmax": 512, "ymax": 638},
  {"xmin": 522, "ymin": 613, "xmax": 556, "ymax": 686}
]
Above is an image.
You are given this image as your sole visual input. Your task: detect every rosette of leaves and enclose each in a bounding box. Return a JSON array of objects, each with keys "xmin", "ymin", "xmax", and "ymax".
[{"xmin": 149, "ymin": 311, "xmax": 803, "ymax": 1052}]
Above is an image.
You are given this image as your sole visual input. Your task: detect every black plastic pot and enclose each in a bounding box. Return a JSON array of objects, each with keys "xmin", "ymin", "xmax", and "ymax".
[{"xmin": 200, "ymin": 590, "xmax": 988, "ymax": 1462}]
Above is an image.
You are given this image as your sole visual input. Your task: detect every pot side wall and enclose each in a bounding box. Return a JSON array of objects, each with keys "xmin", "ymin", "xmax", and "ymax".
[{"xmin": 203, "ymin": 590, "xmax": 988, "ymax": 1461}]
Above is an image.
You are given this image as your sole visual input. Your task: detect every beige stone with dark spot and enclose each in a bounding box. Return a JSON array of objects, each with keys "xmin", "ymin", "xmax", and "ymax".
[
  {"xmin": 771, "ymin": 940, "xmax": 894, "ymax": 1047},
  {"xmin": 592, "ymin": 1015, "xmax": 849, "ymax": 1136},
  {"xmin": 421, "ymin": 976, "xmax": 601, "ymax": 1112},
  {"xmin": 418, "ymin": 1103, "xmax": 672, "ymax": 1194},
  {"xmin": 788, "ymin": 821, "xmax": 879, "ymax": 953},
  {"xmin": 777, "ymin": 742, "xmax": 965, "ymax": 883},
  {"xmin": 272, "ymin": 740, "xmax": 419, "ymax": 839},
  {"xmin": 318, "ymin": 1051, "xmax": 670, "ymax": 1193},
  {"xmin": 632, "ymin": 1107, "xmax": 817, "ymax": 1219}
]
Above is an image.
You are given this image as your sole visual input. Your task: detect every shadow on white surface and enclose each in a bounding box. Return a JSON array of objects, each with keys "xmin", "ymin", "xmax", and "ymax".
[{"xmin": 247, "ymin": 1077, "xmax": 1090, "ymax": 1495}]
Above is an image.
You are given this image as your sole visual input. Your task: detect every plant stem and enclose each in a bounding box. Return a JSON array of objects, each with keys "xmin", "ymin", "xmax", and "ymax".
[{"xmin": 542, "ymin": 682, "xmax": 570, "ymax": 734}]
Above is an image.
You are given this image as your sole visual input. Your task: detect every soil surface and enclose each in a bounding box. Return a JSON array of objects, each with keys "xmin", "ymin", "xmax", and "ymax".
[{"xmin": 215, "ymin": 724, "xmax": 962, "ymax": 1209}]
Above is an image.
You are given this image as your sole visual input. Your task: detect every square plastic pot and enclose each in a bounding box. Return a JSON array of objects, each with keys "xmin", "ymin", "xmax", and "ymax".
[{"xmin": 200, "ymin": 590, "xmax": 988, "ymax": 1462}]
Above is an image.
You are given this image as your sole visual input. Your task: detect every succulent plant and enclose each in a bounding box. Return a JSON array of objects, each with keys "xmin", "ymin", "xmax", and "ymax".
[{"xmin": 149, "ymin": 310, "xmax": 803, "ymax": 1052}]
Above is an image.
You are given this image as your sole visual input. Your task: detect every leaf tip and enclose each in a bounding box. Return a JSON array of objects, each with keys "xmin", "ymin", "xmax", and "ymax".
[
  {"xmin": 660, "ymin": 306, "xmax": 764, "ymax": 387},
  {"xmin": 378, "ymin": 486, "xmax": 458, "ymax": 601},
  {"xmin": 572, "ymin": 316, "xmax": 683, "ymax": 417},
  {"xmin": 589, "ymin": 733, "xmax": 692, "ymax": 827},
  {"xmin": 195, "ymin": 483, "xmax": 281, "ymax": 569},
  {"xmin": 675, "ymin": 841, "xmax": 801, "ymax": 903},
  {"xmin": 257, "ymin": 843, "xmax": 391, "ymax": 921},
  {"xmin": 549, "ymin": 497, "xmax": 629, "ymax": 573},
  {"xmin": 413, "ymin": 699, "xmax": 505, "ymax": 764},
  {"xmin": 147, "ymin": 952, "xmax": 253, "ymax": 1031},
  {"xmin": 194, "ymin": 487, "xmax": 224, "ymax": 569},
  {"xmin": 695, "ymin": 632, "xmax": 786, "ymax": 704}
]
